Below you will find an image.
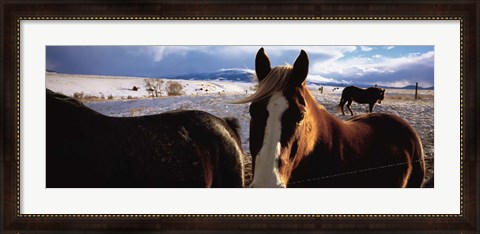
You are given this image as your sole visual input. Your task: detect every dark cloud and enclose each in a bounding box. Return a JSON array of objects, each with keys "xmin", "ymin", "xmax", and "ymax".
[{"xmin": 46, "ymin": 46, "xmax": 433, "ymax": 87}]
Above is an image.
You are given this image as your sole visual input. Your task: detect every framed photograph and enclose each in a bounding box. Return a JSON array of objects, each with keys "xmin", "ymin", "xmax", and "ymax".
[{"xmin": 1, "ymin": 1, "xmax": 478, "ymax": 233}]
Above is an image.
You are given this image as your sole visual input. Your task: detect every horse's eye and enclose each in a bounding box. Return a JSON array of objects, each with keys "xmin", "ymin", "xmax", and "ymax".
[
  {"xmin": 299, "ymin": 105, "xmax": 306, "ymax": 119},
  {"xmin": 293, "ymin": 109, "xmax": 306, "ymax": 125},
  {"xmin": 298, "ymin": 111, "xmax": 306, "ymax": 122}
]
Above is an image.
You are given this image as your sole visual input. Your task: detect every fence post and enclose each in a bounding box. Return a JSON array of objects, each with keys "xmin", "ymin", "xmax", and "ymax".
[{"xmin": 415, "ymin": 82, "xmax": 418, "ymax": 100}]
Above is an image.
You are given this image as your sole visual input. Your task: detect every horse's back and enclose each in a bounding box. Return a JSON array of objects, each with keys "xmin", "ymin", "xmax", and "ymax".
[
  {"xmin": 345, "ymin": 113, "xmax": 421, "ymax": 152},
  {"xmin": 46, "ymin": 90, "xmax": 244, "ymax": 188},
  {"xmin": 342, "ymin": 86, "xmax": 362, "ymax": 94},
  {"xmin": 341, "ymin": 86, "xmax": 382, "ymax": 104},
  {"xmin": 341, "ymin": 86, "xmax": 358, "ymax": 98},
  {"xmin": 343, "ymin": 113, "xmax": 425, "ymax": 187},
  {"xmin": 116, "ymin": 110, "xmax": 245, "ymax": 188},
  {"xmin": 347, "ymin": 113, "xmax": 416, "ymax": 136}
]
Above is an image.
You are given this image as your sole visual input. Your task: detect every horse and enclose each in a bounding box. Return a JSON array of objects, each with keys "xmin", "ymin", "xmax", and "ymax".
[
  {"xmin": 339, "ymin": 86, "xmax": 385, "ymax": 116},
  {"xmin": 46, "ymin": 89, "xmax": 245, "ymax": 188},
  {"xmin": 236, "ymin": 48, "xmax": 425, "ymax": 188}
]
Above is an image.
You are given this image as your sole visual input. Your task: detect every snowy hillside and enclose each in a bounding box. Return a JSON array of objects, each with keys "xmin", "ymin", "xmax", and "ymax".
[{"xmin": 46, "ymin": 72, "xmax": 256, "ymax": 99}]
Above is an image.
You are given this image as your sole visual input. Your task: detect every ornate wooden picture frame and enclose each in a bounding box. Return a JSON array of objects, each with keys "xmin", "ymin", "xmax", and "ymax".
[{"xmin": 1, "ymin": 1, "xmax": 478, "ymax": 233}]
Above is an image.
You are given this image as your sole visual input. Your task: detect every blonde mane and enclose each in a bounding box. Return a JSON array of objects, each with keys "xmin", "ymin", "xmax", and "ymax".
[{"xmin": 233, "ymin": 65, "xmax": 293, "ymax": 104}]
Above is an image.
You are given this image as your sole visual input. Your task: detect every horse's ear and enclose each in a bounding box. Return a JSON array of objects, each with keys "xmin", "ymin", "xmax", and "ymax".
[
  {"xmin": 255, "ymin": 47, "xmax": 271, "ymax": 82},
  {"xmin": 291, "ymin": 50, "xmax": 309, "ymax": 86}
]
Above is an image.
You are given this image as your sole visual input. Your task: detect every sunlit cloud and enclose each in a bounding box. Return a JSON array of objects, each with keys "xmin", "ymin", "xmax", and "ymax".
[
  {"xmin": 374, "ymin": 80, "xmax": 431, "ymax": 88},
  {"xmin": 267, "ymin": 46, "xmax": 356, "ymax": 58},
  {"xmin": 360, "ymin": 46, "xmax": 373, "ymax": 51},
  {"xmin": 313, "ymin": 51, "xmax": 433, "ymax": 75},
  {"xmin": 312, "ymin": 56, "xmax": 386, "ymax": 75},
  {"xmin": 311, "ymin": 50, "xmax": 434, "ymax": 87},
  {"xmin": 218, "ymin": 67, "xmax": 255, "ymax": 74},
  {"xmin": 307, "ymin": 74, "xmax": 352, "ymax": 84},
  {"xmin": 126, "ymin": 46, "xmax": 196, "ymax": 62}
]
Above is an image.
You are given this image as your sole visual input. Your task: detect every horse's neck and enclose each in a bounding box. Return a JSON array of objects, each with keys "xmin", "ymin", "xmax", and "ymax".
[
  {"xmin": 300, "ymin": 93, "xmax": 335, "ymax": 150},
  {"xmin": 280, "ymin": 91, "xmax": 344, "ymax": 182},
  {"xmin": 311, "ymin": 107, "xmax": 336, "ymax": 139},
  {"xmin": 306, "ymin": 94, "xmax": 343, "ymax": 149}
]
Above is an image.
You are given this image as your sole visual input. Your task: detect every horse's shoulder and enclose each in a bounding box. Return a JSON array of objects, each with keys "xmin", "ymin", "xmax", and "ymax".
[
  {"xmin": 47, "ymin": 89, "xmax": 83, "ymax": 107},
  {"xmin": 47, "ymin": 89, "xmax": 107, "ymax": 119},
  {"xmin": 163, "ymin": 110, "xmax": 238, "ymax": 133},
  {"xmin": 159, "ymin": 110, "xmax": 216, "ymax": 120},
  {"xmin": 366, "ymin": 87, "xmax": 383, "ymax": 94},
  {"xmin": 345, "ymin": 86, "xmax": 360, "ymax": 91},
  {"xmin": 370, "ymin": 113, "xmax": 407, "ymax": 122},
  {"xmin": 347, "ymin": 113, "xmax": 411, "ymax": 129}
]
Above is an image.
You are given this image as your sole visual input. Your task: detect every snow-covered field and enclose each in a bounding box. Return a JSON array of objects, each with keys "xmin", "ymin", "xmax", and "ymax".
[
  {"xmin": 46, "ymin": 72, "xmax": 255, "ymax": 98},
  {"xmin": 46, "ymin": 73, "xmax": 434, "ymax": 186}
]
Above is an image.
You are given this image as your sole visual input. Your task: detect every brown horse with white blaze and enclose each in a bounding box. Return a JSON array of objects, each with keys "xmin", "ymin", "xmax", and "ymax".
[{"xmin": 237, "ymin": 48, "xmax": 425, "ymax": 188}]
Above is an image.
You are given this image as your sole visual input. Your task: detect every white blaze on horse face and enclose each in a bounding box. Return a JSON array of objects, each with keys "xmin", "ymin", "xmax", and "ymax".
[{"xmin": 250, "ymin": 92, "xmax": 288, "ymax": 188}]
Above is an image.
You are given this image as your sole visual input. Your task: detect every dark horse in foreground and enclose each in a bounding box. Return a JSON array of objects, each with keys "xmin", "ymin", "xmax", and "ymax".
[
  {"xmin": 237, "ymin": 48, "xmax": 425, "ymax": 188},
  {"xmin": 47, "ymin": 89, "xmax": 244, "ymax": 188},
  {"xmin": 339, "ymin": 86, "xmax": 385, "ymax": 116}
]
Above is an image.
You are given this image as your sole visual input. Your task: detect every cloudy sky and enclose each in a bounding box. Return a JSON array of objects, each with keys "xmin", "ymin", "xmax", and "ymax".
[{"xmin": 47, "ymin": 45, "xmax": 434, "ymax": 88}]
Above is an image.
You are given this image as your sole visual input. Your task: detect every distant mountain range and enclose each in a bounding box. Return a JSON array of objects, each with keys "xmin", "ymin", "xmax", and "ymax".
[
  {"xmin": 164, "ymin": 69, "xmax": 434, "ymax": 90},
  {"xmin": 164, "ymin": 68, "xmax": 255, "ymax": 83},
  {"xmin": 305, "ymin": 81, "xmax": 434, "ymax": 90},
  {"xmin": 47, "ymin": 68, "xmax": 433, "ymax": 90}
]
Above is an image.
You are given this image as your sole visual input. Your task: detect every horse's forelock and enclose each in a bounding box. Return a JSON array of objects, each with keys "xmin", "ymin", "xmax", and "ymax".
[{"xmin": 232, "ymin": 66, "xmax": 293, "ymax": 104}]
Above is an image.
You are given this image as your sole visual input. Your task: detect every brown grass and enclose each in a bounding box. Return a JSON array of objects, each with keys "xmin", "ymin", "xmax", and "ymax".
[
  {"xmin": 386, "ymin": 94, "xmax": 434, "ymax": 101},
  {"xmin": 128, "ymin": 105, "xmax": 146, "ymax": 117}
]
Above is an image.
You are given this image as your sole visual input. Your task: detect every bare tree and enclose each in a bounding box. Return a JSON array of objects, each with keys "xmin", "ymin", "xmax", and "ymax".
[
  {"xmin": 144, "ymin": 78, "xmax": 165, "ymax": 97},
  {"xmin": 154, "ymin": 79, "xmax": 165, "ymax": 97}
]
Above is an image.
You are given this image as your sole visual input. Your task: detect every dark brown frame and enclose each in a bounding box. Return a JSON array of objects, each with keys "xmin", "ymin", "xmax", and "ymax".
[{"xmin": 1, "ymin": 1, "xmax": 478, "ymax": 233}]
